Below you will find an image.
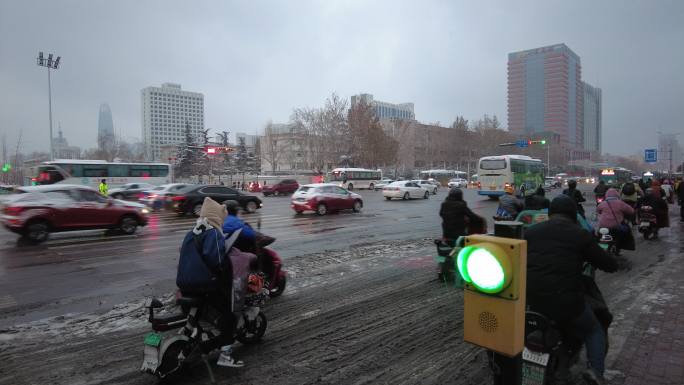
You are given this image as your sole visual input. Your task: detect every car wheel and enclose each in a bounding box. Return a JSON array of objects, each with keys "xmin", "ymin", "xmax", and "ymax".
[
  {"xmin": 273, "ymin": 191, "xmax": 279, "ymax": 197},
  {"xmin": 119, "ymin": 215, "xmax": 139, "ymax": 235},
  {"xmin": 23, "ymin": 220, "xmax": 49, "ymax": 244},
  {"xmin": 316, "ymin": 203, "xmax": 327, "ymax": 216},
  {"xmin": 385, "ymin": 196, "xmax": 392, "ymax": 201},
  {"xmin": 368, "ymin": 183, "xmax": 374, "ymax": 190},
  {"xmin": 294, "ymin": 210, "xmax": 303, "ymax": 215},
  {"xmin": 424, "ymin": 191, "xmax": 429, "ymax": 199},
  {"xmin": 245, "ymin": 201, "xmax": 258, "ymax": 213},
  {"xmin": 403, "ymin": 192, "xmax": 409, "ymax": 200},
  {"xmin": 352, "ymin": 200, "xmax": 362, "ymax": 212},
  {"xmin": 432, "ymin": 188, "xmax": 437, "ymax": 195},
  {"xmin": 192, "ymin": 203, "xmax": 203, "ymax": 217},
  {"xmin": 347, "ymin": 183, "xmax": 353, "ymax": 190},
  {"xmin": 113, "ymin": 193, "xmax": 124, "ymax": 200}
]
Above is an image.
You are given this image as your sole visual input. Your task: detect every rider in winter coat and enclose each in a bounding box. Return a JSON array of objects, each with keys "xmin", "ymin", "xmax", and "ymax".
[
  {"xmin": 176, "ymin": 197, "xmax": 244, "ymax": 368},
  {"xmin": 525, "ymin": 195, "xmax": 618, "ymax": 384},
  {"xmin": 439, "ymin": 188, "xmax": 483, "ymax": 242}
]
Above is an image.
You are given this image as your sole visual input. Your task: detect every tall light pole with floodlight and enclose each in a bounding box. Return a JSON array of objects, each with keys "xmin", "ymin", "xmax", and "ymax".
[{"xmin": 37, "ymin": 51, "xmax": 61, "ymax": 161}]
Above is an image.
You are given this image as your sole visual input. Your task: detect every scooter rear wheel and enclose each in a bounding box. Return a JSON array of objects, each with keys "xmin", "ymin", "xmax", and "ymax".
[
  {"xmin": 268, "ymin": 276, "xmax": 286, "ymax": 298},
  {"xmin": 236, "ymin": 312, "xmax": 267, "ymax": 344},
  {"xmin": 156, "ymin": 339, "xmax": 191, "ymax": 378}
]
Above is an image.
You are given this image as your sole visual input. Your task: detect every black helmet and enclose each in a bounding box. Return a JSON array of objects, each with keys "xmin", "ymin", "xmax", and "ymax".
[
  {"xmin": 448, "ymin": 187, "xmax": 463, "ymax": 200},
  {"xmin": 549, "ymin": 195, "xmax": 577, "ymax": 222},
  {"xmin": 223, "ymin": 200, "xmax": 241, "ymax": 216},
  {"xmin": 101, "ymin": 179, "xmax": 106, "ymax": 183}
]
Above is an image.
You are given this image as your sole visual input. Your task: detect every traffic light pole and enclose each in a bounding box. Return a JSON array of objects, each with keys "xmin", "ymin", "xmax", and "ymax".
[{"xmin": 489, "ymin": 221, "xmax": 524, "ymax": 385}]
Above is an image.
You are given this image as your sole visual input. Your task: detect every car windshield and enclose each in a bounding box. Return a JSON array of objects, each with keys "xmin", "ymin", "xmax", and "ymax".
[{"xmin": 297, "ymin": 186, "xmax": 314, "ymax": 193}]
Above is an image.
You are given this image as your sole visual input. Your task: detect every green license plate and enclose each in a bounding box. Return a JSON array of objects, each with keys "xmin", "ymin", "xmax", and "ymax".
[
  {"xmin": 599, "ymin": 243, "xmax": 609, "ymax": 250},
  {"xmin": 144, "ymin": 332, "xmax": 162, "ymax": 347}
]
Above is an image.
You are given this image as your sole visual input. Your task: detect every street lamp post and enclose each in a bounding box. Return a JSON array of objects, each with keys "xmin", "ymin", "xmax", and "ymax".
[{"xmin": 37, "ymin": 52, "xmax": 61, "ymax": 161}]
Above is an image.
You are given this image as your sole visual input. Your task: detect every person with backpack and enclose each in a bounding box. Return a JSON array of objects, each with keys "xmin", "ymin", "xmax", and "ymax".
[{"xmin": 176, "ymin": 197, "xmax": 245, "ymax": 368}]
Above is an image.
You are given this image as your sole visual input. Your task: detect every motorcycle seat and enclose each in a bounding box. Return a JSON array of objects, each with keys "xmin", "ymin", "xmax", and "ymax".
[{"xmin": 176, "ymin": 296, "xmax": 205, "ymax": 307}]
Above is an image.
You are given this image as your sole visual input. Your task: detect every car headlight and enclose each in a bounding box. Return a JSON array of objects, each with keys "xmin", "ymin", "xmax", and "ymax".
[{"xmin": 141, "ymin": 208, "xmax": 150, "ymax": 214}]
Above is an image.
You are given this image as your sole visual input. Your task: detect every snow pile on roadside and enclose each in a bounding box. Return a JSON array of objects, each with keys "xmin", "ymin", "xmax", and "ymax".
[
  {"xmin": 0, "ymin": 293, "xmax": 177, "ymax": 345},
  {"xmin": 0, "ymin": 238, "xmax": 435, "ymax": 345}
]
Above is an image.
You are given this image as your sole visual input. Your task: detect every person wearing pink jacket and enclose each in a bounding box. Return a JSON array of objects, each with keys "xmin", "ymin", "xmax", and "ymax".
[{"xmin": 597, "ymin": 188, "xmax": 635, "ymax": 253}]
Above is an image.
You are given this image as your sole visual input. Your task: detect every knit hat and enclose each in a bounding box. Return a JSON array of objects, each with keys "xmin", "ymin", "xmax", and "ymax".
[
  {"xmin": 549, "ymin": 195, "xmax": 577, "ymax": 222},
  {"xmin": 200, "ymin": 197, "xmax": 227, "ymax": 229}
]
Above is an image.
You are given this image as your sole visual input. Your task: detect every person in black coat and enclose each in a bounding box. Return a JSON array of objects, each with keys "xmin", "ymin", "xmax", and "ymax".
[
  {"xmin": 563, "ymin": 179, "xmax": 586, "ymax": 217},
  {"xmin": 439, "ymin": 188, "xmax": 483, "ymax": 243},
  {"xmin": 524, "ymin": 186, "xmax": 550, "ymax": 211},
  {"xmin": 524, "ymin": 195, "xmax": 618, "ymax": 383}
]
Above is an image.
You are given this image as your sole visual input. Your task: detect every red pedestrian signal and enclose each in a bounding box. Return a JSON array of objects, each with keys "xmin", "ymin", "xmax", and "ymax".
[{"xmin": 206, "ymin": 147, "xmax": 217, "ymax": 154}]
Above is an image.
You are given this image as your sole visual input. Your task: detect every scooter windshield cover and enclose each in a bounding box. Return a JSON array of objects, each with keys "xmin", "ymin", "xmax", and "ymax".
[{"xmin": 457, "ymin": 243, "xmax": 510, "ymax": 293}]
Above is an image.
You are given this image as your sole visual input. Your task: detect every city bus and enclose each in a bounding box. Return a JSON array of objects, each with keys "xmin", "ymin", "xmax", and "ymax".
[
  {"xmin": 476, "ymin": 155, "xmax": 544, "ymax": 198},
  {"xmin": 31, "ymin": 160, "xmax": 172, "ymax": 188},
  {"xmin": 328, "ymin": 167, "xmax": 382, "ymax": 190},
  {"xmin": 598, "ymin": 167, "xmax": 632, "ymax": 186},
  {"xmin": 419, "ymin": 169, "xmax": 467, "ymax": 186}
]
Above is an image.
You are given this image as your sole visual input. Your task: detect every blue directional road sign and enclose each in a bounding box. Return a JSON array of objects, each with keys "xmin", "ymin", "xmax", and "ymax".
[
  {"xmin": 644, "ymin": 149, "xmax": 657, "ymax": 163},
  {"xmin": 516, "ymin": 139, "xmax": 529, "ymax": 148}
]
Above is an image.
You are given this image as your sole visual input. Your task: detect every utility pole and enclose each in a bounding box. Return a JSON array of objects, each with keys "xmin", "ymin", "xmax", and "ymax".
[{"xmin": 37, "ymin": 52, "xmax": 61, "ymax": 161}]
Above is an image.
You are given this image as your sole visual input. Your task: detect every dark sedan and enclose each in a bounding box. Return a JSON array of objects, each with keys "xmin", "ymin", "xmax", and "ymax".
[
  {"xmin": 108, "ymin": 183, "xmax": 156, "ymax": 200},
  {"xmin": 167, "ymin": 185, "xmax": 263, "ymax": 216}
]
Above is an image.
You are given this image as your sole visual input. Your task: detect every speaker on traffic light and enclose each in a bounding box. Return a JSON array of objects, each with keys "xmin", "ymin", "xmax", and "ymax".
[{"xmin": 457, "ymin": 234, "xmax": 527, "ymax": 357}]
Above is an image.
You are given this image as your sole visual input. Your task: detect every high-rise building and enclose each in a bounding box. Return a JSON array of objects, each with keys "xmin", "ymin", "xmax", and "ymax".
[
  {"xmin": 507, "ymin": 44, "xmax": 585, "ymax": 154},
  {"xmin": 582, "ymin": 82, "xmax": 602, "ymax": 155},
  {"xmin": 351, "ymin": 93, "xmax": 415, "ymax": 120},
  {"xmin": 98, "ymin": 103, "xmax": 115, "ymax": 150},
  {"xmin": 141, "ymin": 83, "xmax": 204, "ymax": 161}
]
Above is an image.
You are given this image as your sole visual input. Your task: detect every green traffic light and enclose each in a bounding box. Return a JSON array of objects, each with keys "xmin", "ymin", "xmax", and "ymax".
[
  {"xmin": 1, "ymin": 163, "xmax": 10, "ymax": 173},
  {"xmin": 540, "ymin": 140, "xmax": 546, "ymax": 145},
  {"xmin": 457, "ymin": 244, "xmax": 509, "ymax": 294}
]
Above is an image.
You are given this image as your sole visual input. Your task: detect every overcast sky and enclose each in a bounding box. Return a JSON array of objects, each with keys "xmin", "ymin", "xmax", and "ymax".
[{"xmin": 1, "ymin": 0, "xmax": 683, "ymax": 156}]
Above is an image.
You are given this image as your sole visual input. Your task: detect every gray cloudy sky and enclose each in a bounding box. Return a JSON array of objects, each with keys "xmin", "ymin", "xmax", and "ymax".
[{"xmin": 1, "ymin": 0, "xmax": 683, "ymax": 156}]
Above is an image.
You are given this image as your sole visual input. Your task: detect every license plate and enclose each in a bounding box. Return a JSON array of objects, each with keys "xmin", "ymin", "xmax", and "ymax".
[
  {"xmin": 640, "ymin": 222, "xmax": 650, "ymax": 226},
  {"xmin": 522, "ymin": 347, "xmax": 550, "ymax": 366},
  {"xmin": 144, "ymin": 332, "xmax": 162, "ymax": 347}
]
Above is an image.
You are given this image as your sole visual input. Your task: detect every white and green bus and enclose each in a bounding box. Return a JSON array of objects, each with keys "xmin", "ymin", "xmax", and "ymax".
[{"xmin": 477, "ymin": 155, "xmax": 544, "ymax": 198}]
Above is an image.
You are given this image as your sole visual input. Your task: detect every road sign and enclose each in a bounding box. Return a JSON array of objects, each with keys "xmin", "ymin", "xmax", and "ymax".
[
  {"xmin": 516, "ymin": 140, "xmax": 529, "ymax": 148},
  {"xmin": 645, "ymin": 149, "xmax": 657, "ymax": 163}
]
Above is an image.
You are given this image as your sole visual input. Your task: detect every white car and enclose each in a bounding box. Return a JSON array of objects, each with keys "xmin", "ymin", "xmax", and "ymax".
[
  {"xmin": 383, "ymin": 181, "xmax": 430, "ymax": 200},
  {"xmin": 447, "ymin": 178, "xmax": 468, "ymax": 188},
  {"xmin": 374, "ymin": 179, "xmax": 395, "ymax": 190},
  {"xmin": 411, "ymin": 180, "xmax": 438, "ymax": 195}
]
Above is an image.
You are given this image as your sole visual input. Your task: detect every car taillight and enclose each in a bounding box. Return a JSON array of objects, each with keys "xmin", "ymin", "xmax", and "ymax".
[
  {"xmin": 148, "ymin": 194, "xmax": 157, "ymax": 199},
  {"xmin": 4, "ymin": 206, "xmax": 23, "ymax": 216},
  {"xmin": 172, "ymin": 196, "xmax": 186, "ymax": 201}
]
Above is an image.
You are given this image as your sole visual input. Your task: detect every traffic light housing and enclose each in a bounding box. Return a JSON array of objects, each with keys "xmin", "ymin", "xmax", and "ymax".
[
  {"xmin": 457, "ymin": 234, "xmax": 527, "ymax": 357},
  {"xmin": 1, "ymin": 163, "xmax": 10, "ymax": 173}
]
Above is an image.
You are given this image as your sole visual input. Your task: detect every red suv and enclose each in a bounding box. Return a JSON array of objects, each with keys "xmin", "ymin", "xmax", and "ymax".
[
  {"xmin": 291, "ymin": 183, "xmax": 363, "ymax": 215},
  {"xmin": 262, "ymin": 179, "xmax": 299, "ymax": 197},
  {"xmin": 1, "ymin": 185, "xmax": 149, "ymax": 243}
]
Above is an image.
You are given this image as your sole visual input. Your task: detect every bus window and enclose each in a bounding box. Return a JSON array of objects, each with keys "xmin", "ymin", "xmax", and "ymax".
[
  {"xmin": 480, "ymin": 159, "xmax": 506, "ymax": 170},
  {"xmin": 150, "ymin": 165, "xmax": 169, "ymax": 177},
  {"xmin": 83, "ymin": 165, "xmax": 107, "ymax": 177},
  {"xmin": 56, "ymin": 163, "xmax": 82, "ymax": 177},
  {"xmin": 109, "ymin": 164, "xmax": 128, "ymax": 177},
  {"xmin": 130, "ymin": 165, "xmax": 151, "ymax": 177}
]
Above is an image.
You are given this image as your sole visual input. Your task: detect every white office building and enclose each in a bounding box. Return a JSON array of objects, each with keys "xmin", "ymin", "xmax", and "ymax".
[
  {"xmin": 351, "ymin": 93, "xmax": 415, "ymax": 120},
  {"xmin": 141, "ymin": 83, "xmax": 204, "ymax": 161}
]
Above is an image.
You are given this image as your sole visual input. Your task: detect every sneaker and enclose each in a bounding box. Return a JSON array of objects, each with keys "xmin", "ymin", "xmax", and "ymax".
[
  {"xmin": 582, "ymin": 368, "xmax": 605, "ymax": 385},
  {"xmin": 217, "ymin": 352, "xmax": 245, "ymax": 368}
]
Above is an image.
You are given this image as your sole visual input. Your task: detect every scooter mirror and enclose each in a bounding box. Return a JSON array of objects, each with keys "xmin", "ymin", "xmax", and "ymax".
[{"xmin": 599, "ymin": 228, "xmax": 610, "ymax": 235}]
